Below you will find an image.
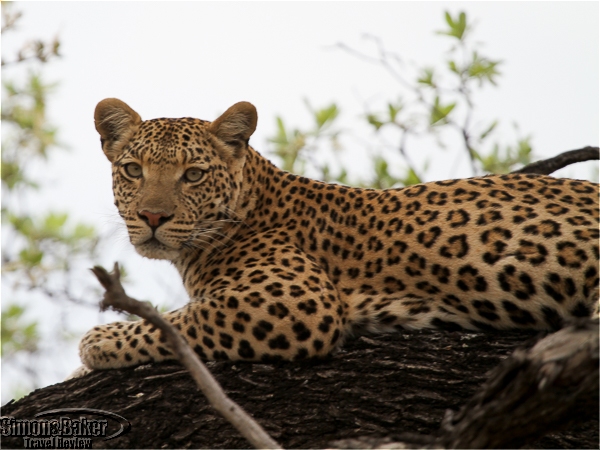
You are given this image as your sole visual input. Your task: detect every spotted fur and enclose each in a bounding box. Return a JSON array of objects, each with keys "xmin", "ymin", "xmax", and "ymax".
[{"xmin": 80, "ymin": 98, "xmax": 600, "ymax": 369}]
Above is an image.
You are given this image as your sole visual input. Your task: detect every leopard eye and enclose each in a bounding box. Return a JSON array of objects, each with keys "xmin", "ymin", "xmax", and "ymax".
[
  {"xmin": 124, "ymin": 163, "xmax": 143, "ymax": 178},
  {"xmin": 183, "ymin": 168, "xmax": 205, "ymax": 183}
]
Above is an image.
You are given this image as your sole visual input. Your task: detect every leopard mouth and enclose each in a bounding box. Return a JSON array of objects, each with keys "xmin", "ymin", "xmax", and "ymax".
[
  {"xmin": 135, "ymin": 237, "xmax": 179, "ymax": 260},
  {"xmin": 135, "ymin": 236, "xmax": 167, "ymax": 249},
  {"xmin": 141, "ymin": 236, "xmax": 181, "ymax": 251},
  {"xmin": 145, "ymin": 237, "xmax": 164, "ymax": 246}
]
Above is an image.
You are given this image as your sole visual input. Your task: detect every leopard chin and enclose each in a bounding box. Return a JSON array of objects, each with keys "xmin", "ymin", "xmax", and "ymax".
[{"xmin": 135, "ymin": 237, "xmax": 179, "ymax": 261}]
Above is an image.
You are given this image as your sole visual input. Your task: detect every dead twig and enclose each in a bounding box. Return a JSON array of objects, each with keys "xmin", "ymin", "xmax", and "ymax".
[
  {"xmin": 512, "ymin": 146, "xmax": 599, "ymax": 175},
  {"xmin": 91, "ymin": 262, "xmax": 282, "ymax": 450}
]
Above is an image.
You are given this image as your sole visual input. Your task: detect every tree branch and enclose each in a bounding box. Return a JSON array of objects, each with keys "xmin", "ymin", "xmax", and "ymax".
[
  {"xmin": 4, "ymin": 325, "xmax": 597, "ymax": 448},
  {"xmin": 331, "ymin": 319, "xmax": 599, "ymax": 449},
  {"xmin": 91, "ymin": 263, "xmax": 281, "ymax": 450},
  {"xmin": 511, "ymin": 146, "xmax": 599, "ymax": 175},
  {"xmin": 439, "ymin": 319, "xmax": 599, "ymax": 449}
]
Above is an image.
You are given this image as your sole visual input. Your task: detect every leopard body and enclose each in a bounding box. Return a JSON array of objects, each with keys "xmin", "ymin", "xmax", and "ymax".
[{"xmin": 80, "ymin": 99, "xmax": 599, "ymax": 369}]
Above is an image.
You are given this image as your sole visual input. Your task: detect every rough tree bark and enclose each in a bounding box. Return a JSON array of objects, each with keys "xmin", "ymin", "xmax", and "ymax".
[
  {"xmin": 437, "ymin": 319, "xmax": 598, "ymax": 449},
  {"xmin": 329, "ymin": 319, "xmax": 599, "ymax": 449},
  {"xmin": 2, "ymin": 324, "xmax": 598, "ymax": 449}
]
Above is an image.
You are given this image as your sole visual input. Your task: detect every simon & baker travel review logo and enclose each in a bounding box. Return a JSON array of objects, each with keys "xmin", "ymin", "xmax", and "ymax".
[{"xmin": 1, "ymin": 408, "xmax": 130, "ymax": 449}]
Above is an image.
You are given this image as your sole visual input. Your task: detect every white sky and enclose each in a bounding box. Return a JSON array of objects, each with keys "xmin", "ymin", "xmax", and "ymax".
[{"xmin": 2, "ymin": 1, "xmax": 598, "ymax": 400}]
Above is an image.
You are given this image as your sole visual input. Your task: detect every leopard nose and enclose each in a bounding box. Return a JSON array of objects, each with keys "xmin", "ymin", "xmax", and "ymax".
[{"xmin": 138, "ymin": 210, "xmax": 174, "ymax": 230}]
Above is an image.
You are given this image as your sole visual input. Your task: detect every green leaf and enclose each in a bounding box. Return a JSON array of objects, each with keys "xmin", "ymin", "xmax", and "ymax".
[
  {"xmin": 447, "ymin": 60, "xmax": 460, "ymax": 75},
  {"xmin": 1, "ymin": 159, "xmax": 28, "ymax": 190},
  {"xmin": 314, "ymin": 104, "xmax": 339, "ymax": 129},
  {"xmin": 400, "ymin": 168, "xmax": 422, "ymax": 187},
  {"xmin": 19, "ymin": 248, "xmax": 43, "ymax": 266},
  {"xmin": 444, "ymin": 11, "xmax": 452, "ymax": 26},
  {"xmin": 336, "ymin": 168, "xmax": 348, "ymax": 185},
  {"xmin": 387, "ymin": 101, "xmax": 404, "ymax": 122},
  {"xmin": 272, "ymin": 116, "xmax": 289, "ymax": 146},
  {"xmin": 430, "ymin": 96, "xmax": 456, "ymax": 125},
  {"xmin": 1, "ymin": 303, "xmax": 40, "ymax": 357},
  {"xmin": 320, "ymin": 164, "xmax": 331, "ymax": 181},
  {"xmin": 467, "ymin": 51, "xmax": 502, "ymax": 85},
  {"xmin": 366, "ymin": 114, "xmax": 385, "ymax": 130},
  {"xmin": 516, "ymin": 137, "xmax": 533, "ymax": 164},
  {"xmin": 470, "ymin": 147, "xmax": 482, "ymax": 163},
  {"xmin": 417, "ymin": 68, "xmax": 435, "ymax": 86},
  {"xmin": 43, "ymin": 212, "xmax": 68, "ymax": 233},
  {"xmin": 374, "ymin": 157, "xmax": 389, "ymax": 179},
  {"xmin": 9, "ymin": 214, "xmax": 34, "ymax": 236},
  {"xmin": 479, "ymin": 136, "xmax": 533, "ymax": 174},
  {"xmin": 367, "ymin": 156, "xmax": 409, "ymax": 189},
  {"xmin": 479, "ymin": 120, "xmax": 498, "ymax": 140},
  {"xmin": 437, "ymin": 11, "xmax": 469, "ymax": 41},
  {"xmin": 72, "ymin": 224, "xmax": 96, "ymax": 240}
]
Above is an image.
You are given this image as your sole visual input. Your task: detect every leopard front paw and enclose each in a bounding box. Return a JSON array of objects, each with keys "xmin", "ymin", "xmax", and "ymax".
[{"xmin": 79, "ymin": 322, "xmax": 154, "ymax": 370}]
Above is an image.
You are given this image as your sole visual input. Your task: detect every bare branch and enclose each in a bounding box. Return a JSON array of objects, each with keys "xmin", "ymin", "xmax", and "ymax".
[
  {"xmin": 511, "ymin": 146, "xmax": 599, "ymax": 175},
  {"xmin": 91, "ymin": 263, "xmax": 282, "ymax": 450}
]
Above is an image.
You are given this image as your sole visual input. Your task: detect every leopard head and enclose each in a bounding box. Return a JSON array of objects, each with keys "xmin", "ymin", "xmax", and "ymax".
[{"xmin": 94, "ymin": 98, "xmax": 257, "ymax": 260}]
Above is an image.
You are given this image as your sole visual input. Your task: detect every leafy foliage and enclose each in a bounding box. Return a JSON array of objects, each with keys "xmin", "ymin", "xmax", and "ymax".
[
  {"xmin": 268, "ymin": 11, "xmax": 532, "ymax": 186},
  {"xmin": 1, "ymin": 3, "xmax": 100, "ymax": 397},
  {"xmin": 1, "ymin": 304, "xmax": 39, "ymax": 357},
  {"xmin": 269, "ymin": 99, "xmax": 344, "ymax": 182}
]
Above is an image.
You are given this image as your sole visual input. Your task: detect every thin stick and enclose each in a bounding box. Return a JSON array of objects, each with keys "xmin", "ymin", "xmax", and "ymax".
[{"xmin": 91, "ymin": 262, "xmax": 282, "ymax": 450}]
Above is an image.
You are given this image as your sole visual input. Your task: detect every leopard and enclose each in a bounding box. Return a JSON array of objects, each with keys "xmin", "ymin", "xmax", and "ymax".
[{"xmin": 79, "ymin": 98, "xmax": 599, "ymax": 371}]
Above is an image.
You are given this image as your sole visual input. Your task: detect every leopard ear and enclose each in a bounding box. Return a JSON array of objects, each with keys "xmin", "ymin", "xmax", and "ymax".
[
  {"xmin": 94, "ymin": 98, "xmax": 142, "ymax": 162},
  {"xmin": 209, "ymin": 102, "xmax": 257, "ymax": 159}
]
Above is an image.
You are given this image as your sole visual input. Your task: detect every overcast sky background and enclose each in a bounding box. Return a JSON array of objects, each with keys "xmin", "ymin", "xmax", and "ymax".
[{"xmin": 2, "ymin": 1, "xmax": 598, "ymax": 400}]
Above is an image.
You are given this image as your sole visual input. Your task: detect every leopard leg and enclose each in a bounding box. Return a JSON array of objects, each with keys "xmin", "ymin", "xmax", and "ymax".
[{"xmin": 80, "ymin": 249, "xmax": 347, "ymax": 369}]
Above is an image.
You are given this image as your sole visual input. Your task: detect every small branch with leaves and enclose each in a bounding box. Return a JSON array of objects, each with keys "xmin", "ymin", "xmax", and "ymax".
[
  {"xmin": 91, "ymin": 263, "xmax": 282, "ymax": 450},
  {"xmin": 335, "ymin": 12, "xmax": 525, "ymax": 183},
  {"xmin": 1, "ymin": 5, "xmax": 60, "ymax": 67}
]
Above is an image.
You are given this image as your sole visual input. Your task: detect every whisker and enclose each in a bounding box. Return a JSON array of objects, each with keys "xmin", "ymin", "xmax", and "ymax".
[
  {"xmin": 187, "ymin": 228, "xmax": 227, "ymax": 252},
  {"xmin": 193, "ymin": 236, "xmax": 223, "ymax": 253}
]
